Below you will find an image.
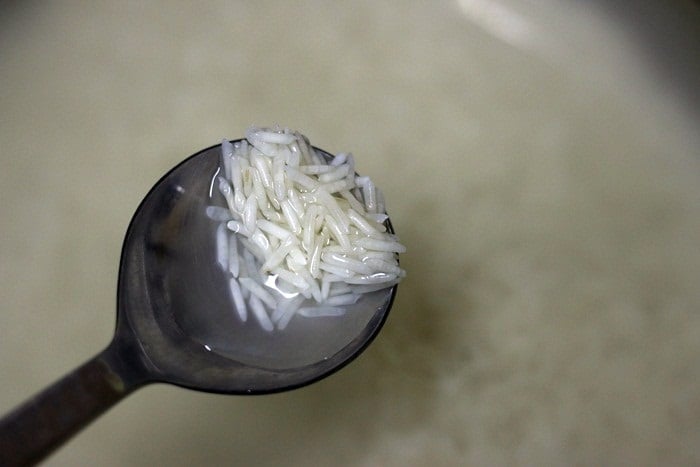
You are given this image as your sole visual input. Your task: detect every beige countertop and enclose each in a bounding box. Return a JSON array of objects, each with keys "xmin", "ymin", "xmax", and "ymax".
[{"xmin": 1, "ymin": 1, "xmax": 700, "ymax": 465}]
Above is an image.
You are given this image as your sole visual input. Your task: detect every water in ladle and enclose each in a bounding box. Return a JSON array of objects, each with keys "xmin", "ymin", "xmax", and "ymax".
[
  {"xmin": 167, "ymin": 200, "xmax": 391, "ymax": 369},
  {"xmin": 159, "ymin": 144, "xmax": 394, "ymax": 370}
]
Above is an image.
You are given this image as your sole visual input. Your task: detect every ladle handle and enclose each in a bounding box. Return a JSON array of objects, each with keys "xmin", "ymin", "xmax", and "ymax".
[{"xmin": 0, "ymin": 343, "xmax": 144, "ymax": 466}]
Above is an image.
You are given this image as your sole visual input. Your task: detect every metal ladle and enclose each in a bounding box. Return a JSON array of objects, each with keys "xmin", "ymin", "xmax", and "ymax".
[{"xmin": 0, "ymin": 141, "xmax": 397, "ymax": 466}]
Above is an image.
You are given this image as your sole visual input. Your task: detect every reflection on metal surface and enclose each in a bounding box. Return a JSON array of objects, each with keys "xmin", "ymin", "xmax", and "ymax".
[{"xmin": 456, "ymin": 0, "xmax": 538, "ymax": 48}]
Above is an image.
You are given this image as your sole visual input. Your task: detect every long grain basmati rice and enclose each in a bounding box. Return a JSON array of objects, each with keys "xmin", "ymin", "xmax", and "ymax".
[{"xmin": 208, "ymin": 127, "xmax": 405, "ymax": 331}]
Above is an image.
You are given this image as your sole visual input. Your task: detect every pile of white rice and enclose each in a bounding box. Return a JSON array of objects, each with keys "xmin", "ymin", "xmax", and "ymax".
[{"xmin": 207, "ymin": 127, "xmax": 405, "ymax": 331}]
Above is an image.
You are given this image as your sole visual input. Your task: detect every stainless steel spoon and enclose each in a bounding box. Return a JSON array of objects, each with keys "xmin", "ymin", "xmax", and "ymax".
[{"xmin": 0, "ymin": 141, "xmax": 398, "ymax": 466}]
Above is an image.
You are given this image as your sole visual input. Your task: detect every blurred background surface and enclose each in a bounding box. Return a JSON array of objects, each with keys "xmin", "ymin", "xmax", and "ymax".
[{"xmin": 1, "ymin": 0, "xmax": 700, "ymax": 465}]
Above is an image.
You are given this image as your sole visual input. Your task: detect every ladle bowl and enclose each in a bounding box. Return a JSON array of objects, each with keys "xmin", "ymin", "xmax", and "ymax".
[{"xmin": 0, "ymin": 141, "xmax": 398, "ymax": 466}]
